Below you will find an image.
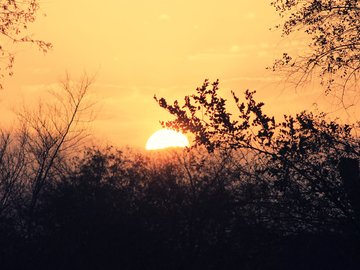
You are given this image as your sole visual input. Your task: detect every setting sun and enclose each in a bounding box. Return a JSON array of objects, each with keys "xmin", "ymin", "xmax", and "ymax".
[{"xmin": 145, "ymin": 129, "xmax": 190, "ymax": 150}]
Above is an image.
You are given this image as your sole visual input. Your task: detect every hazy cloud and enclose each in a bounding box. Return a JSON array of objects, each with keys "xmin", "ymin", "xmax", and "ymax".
[
  {"xmin": 187, "ymin": 51, "xmax": 248, "ymax": 61},
  {"xmin": 158, "ymin": 14, "xmax": 170, "ymax": 21},
  {"xmin": 244, "ymin": 12, "xmax": 256, "ymax": 19},
  {"xmin": 230, "ymin": 45, "xmax": 240, "ymax": 53}
]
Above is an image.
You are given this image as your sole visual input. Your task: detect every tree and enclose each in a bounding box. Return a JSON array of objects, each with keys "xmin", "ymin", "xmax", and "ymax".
[
  {"xmin": 271, "ymin": 0, "xmax": 360, "ymax": 98},
  {"xmin": 155, "ymin": 79, "xmax": 360, "ymax": 232},
  {"xmin": 0, "ymin": 74, "xmax": 95, "ymax": 237},
  {"xmin": 0, "ymin": 0, "xmax": 51, "ymax": 89},
  {"xmin": 0, "ymin": 129, "xmax": 27, "ymax": 218}
]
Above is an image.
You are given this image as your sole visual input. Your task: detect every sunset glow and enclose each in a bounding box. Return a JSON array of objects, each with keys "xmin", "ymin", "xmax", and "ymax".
[
  {"xmin": 0, "ymin": 0, "xmax": 307, "ymax": 148},
  {"xmin": 1, "ymin": 0, "xmax": 359, "ymax": 268},
  {"xmin": 0, "ymin": 0, "xmax": 353, "ymax": 149},
  {"xmin": 145, "ymin": 129, "xmax": 189, "ymax": 150}
]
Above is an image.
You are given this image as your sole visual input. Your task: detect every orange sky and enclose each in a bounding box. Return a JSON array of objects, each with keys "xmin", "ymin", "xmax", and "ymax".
[{"xmin": 1, "ymin": 0, "xmax": 357, "ymax": 148}]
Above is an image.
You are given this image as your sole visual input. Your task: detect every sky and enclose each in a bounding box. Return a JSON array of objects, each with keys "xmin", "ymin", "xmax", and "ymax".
[{"xmin": 0, "ymin": 0, "xmax": 354, "ymax": 149}]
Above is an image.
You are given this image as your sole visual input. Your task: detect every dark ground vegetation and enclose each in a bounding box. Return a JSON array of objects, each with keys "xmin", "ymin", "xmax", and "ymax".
[
  {"xmin": 1, "ymin": 87, "xmax": 360, "ymax": 269},
  {"xmin": 1, "ymin": 1, "xmax": 360, "ymax": 268}
]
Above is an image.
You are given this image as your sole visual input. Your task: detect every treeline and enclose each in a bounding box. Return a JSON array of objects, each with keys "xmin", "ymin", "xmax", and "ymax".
[
  {"xmin": 0, "ymin": 78, "xmax": 359, "ymax": 269},
  {"xmin": 0, "ymin": 136, "xmax": 359, "ymax": 269}
]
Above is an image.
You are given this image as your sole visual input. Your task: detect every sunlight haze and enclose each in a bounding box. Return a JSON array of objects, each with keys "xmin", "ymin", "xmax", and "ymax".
[{"xmin": 1, "ymin": 0, "xmax": 350, "ymax": 148}]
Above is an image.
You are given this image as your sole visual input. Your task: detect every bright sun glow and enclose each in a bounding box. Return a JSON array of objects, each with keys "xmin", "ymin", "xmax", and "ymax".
[{"xmin": 145, "ymin": 129, "xmax": 190, "ymax": 150}]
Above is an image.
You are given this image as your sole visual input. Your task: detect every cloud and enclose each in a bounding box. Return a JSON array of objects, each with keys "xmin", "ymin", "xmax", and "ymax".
[
  {"xmin": 158, "ymin": 14, "xmax": 170, "ymax": 21},
  {"xmin": 244, "ymin": 12, "xmax": 256, "ymax": 19},
  {"xmin": 260, "ymin": 42, "xmax": 270, "ymax": 49},
  {"xmin": 187, "ymin": 52, "xmax": 248, "ymax": 61},
  {"xmin": 30, "ymin": 67, "xmax": 51, "ymax": 75},
  {"xmin": 223, "ymin": 75, "xmax": 282, "ymax": 83},
  {"xmin": 230, "ymin": 45, "xmax": 240, "ymax": 53},
  {"xmin": 257, "ymin": 51, "xmax": 268, "ymax": 58}
]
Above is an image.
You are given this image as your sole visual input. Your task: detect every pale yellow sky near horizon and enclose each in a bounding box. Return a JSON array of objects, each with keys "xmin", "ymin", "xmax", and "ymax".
[{"xmin": 0, "ymin": 0, "xmax": 356, "ymax": 148}]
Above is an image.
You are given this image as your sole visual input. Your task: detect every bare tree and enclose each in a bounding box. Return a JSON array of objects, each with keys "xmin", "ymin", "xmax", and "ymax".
[
  {"xmin": 0, "ymin": 0, "xmax": 52, "ymax": 89},
  {"xmin": 0, "ymin": 129, "xmax": 28, "ymax": 217},
  {"xmin": 0, "ymin": 74, "xmax": 96, "ymax": 236},
  {"xmin": 271, "ymin": 0, "xmax": 360, "ymax": 100}
]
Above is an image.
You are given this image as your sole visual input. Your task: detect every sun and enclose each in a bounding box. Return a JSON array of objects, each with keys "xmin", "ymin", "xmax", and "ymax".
[{"xmin": 145, "ymin": 129, "xmax": 190, "ymax": 150}]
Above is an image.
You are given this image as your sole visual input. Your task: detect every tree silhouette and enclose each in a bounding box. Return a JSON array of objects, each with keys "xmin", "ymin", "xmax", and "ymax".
[
  {"xmin": 155, "ymin": 79, "xmax": 360, "ymax": 233},
  {"xmin": 0, "ymin": 74, "xmax": 95, "ymax": 238},
  {"xmin": 271, "ymin": 0, "xmax": 360, "ymax": 97},
  {"xmin": 0, "ymin": 0, "xmax": 51, "ymax": 89},
  {"xmin": 1, "ymin": 139, "xmax": 359, "ymax": 269},
  {"xmin": 0, "ymin": 129, "xmax": 27, "ymax": 218}
]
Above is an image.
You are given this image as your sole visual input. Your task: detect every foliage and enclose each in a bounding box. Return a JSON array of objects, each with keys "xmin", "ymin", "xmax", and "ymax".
[
  {"xmin": 155, "ymin": 79, "xmax": 360, "ymax": 232},
  {"xmin": 0, "ymin": 0, "xmax": 51, "ymax": 89},
  {"xmin": 0, "ymin": 80, "xmax": 359, "ymax": 268},
  {"xmin": 271, "ymin": 0, "xmax": 360, "ymax": 96},
  {"xmin": 1, "ymin": 139, "xmax": 360, "ymax": 268}
]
